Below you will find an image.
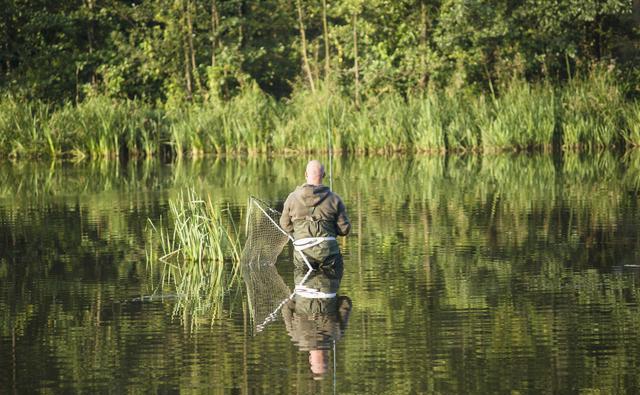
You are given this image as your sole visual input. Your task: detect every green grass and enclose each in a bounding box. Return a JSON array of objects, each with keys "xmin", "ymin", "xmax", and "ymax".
[
  {"xmin": 560, "ymin": 68, "xmax": 625, "ymax": 149},
  {"xmin": 1, "ymin": 69, "xmax": 638, "ymax": 158},
  {"xmin": 623, "ymin": 101, "xmax": 640, "ymax": 147},
  {"xmin": 480, "ymin": 81, "xmax": 556, "ymax": 151},
  {"xmin": 146, "ymin": 189, "xmax": 241, "ymax": 327}
]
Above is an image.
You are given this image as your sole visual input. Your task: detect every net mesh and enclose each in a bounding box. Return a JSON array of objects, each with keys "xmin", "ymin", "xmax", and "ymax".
[{"xmin": 241, "ymin": 197, "xmax": 293, "ymax": 332}]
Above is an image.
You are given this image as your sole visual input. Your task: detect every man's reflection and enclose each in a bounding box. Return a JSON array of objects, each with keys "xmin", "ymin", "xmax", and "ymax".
[{"xmin": 282, "ymin": 267, "xmax": 352, "ymax": 379}]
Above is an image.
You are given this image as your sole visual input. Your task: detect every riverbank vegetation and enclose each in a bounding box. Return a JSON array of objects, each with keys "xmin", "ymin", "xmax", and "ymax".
[
  {"xmin": 1, "ymin": 1, "xmax": 638, "ymax": 158},
  {"xmin": 1, "ymin": 68, "xmax": 640, "ymax": 158}
]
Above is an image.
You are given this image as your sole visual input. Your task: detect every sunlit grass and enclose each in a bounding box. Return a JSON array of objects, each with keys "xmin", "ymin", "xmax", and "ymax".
[
  {"xmin": 561, "ymin": 68, "xmax": 625, "ymax": 149},
  {"xmin": 480, "ymin": 81, "xmax": 556, "ymax": 151},
  {"xmin": 146, "ymin": 189, "xmax": 241, "ymax": 327},
  {"xmin": 0, "ymin": 69, "xmax": 638, "ymax": 158},
  {"xmin": 623, "ymin": 101, "xmax": 640, "ymax": 147}
]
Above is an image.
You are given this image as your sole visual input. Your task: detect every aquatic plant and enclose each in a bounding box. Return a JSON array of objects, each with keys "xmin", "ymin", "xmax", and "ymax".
[
  {"xmin": 560, "ymin": 67, "xmax": 625, "ymax": 149},
  {"xmin": 1, "ymin": 70, "xmax": 639, "ymax": 158},
  {"xmin": 623, "ymin": 101, "xmax": 640, "ymax": 147},
  {"xmin": 272, "ymin": 80, "xmax": 351, "ymax": 153},
  {"xmin": 146, "ymin": 189, "xmax": 241, "ymax": 326},
  {"xmin": 0, "ymin": 96, "xmax": 50, "ymax": 157},
  {"xmin": 480, "ymin": 81, "xmax": 556, "ymax": 151},
  {"xmin": 167, "ymin": 83, "xmax": 275, "ymax": 157}
]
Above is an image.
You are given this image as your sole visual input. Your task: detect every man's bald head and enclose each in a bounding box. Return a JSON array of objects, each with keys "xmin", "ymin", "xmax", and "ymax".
[{"xmin": 305, "ymin": 160, "xmax": 325, "ymax": 185}]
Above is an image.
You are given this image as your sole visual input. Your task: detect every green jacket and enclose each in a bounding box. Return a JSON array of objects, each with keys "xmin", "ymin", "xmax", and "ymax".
[{"xmin": 280, "ymin": 184, "xmax": 351, "ymax": 259}]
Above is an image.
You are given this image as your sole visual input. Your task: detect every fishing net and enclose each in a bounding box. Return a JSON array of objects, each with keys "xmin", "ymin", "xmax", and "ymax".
[
  {"xmin": 241, "ymin": 197, "xmax": 322, "ymax": 332},
  {"xmin": 241, "ymin": 197, "xmax": 295, "ymax": 332},
  {"xmin": 241, "ymin": 197, "xmax": 291, "ymax": 269}
]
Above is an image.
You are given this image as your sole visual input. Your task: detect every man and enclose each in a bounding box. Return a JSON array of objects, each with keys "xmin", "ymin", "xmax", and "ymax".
[{"xmin": 280, "ymin": 160, "xmax": 351, "ymax": 272}]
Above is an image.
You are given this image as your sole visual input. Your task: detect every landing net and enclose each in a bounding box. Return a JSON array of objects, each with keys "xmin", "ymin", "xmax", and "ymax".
[
  {"xmin": 241, "ymin": 197, "xmax": 291, "ymax": 269},
  {"xmin": 242, "ymin": 197, "xmax": 298, "ymax": 332}
]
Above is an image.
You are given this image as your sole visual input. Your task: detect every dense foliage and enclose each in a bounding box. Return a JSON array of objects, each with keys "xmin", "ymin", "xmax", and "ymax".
[{"xmin": 1, "ymin": 0, "xmax": 638, "ymax": 103}]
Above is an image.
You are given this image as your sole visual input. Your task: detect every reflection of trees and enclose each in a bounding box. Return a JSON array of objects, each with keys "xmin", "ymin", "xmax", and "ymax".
[
  {"xmin": 338, "ymin": 152, "xmax": 640, "ymax": 394},
  {"xmin": 2, "ymin": 151, "xmax": 640, "ymax": 392}
]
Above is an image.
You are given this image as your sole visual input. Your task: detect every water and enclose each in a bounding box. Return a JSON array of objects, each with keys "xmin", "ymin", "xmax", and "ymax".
[{"xmin": 2, "ymin": 152, "xmax": 640, "ymax": 393}]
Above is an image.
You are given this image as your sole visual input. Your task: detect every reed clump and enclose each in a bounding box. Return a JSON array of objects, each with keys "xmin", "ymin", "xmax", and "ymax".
[
  {"xmin": 1, "ymin": 68, "xmax": 639, "ymax": 158},
  {"xmin": 48, "ymin": 96, "xmax": 163, "ymax": 159},
  {"xmin": 272, "ymin": 81, "xmax": 352, "ymax": 153},
  {"xmin": 0, "ymin": 96, "xmax": 50, "ymax": 157},
  {"xmin": 561, "ymin": 68, "xmax": 626, "ymax": 149},
  {"xmin": 622, "ymin": 101, "xmax": 640, "ymax": 147},
  {"xmin": 146, "ymin": 189, "xmax": 241, "ymax": 326},
  {"xmin": 168, "ymin": 82, "xmax": 275, "ymax": 157},
  {"xmin": 480, "ymin": 81, "xmax": 556, "ymax": 151}
]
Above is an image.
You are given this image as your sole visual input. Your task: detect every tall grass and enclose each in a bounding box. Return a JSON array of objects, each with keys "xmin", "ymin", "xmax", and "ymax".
[
  {"xmin": 272, "ymin": 81, "xmax": 352, "ymax": 153},
  {"xmin": 49, "ymin": 96, "xmax": 163, "ymax": 158},
  {"xmin": 623, "ymin": 101, "xmax": 640, "ymax": 146},
  {"xmin": 146, "ymin": 189, "xmax": 241, "ymax": 326},
  {"xmin": 561, "ymin": 68, "xmax": 625, "ymax": 149},
  {"xmin": 0, "ymin": 96, "xmax": 50, "ymax": 157},
  {"xmin": 480, "ymin": 81, "xmax": 556, "ymax": 150},
  {"xmin": 168, "ymin": 83, "xmax": 275, "ymax": 157},
  {"xmin": 1, "ymin": 68, "xmax": 638, "ymax": 158}
]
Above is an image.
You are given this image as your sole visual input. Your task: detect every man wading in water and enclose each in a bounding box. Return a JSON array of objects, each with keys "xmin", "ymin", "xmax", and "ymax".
[
  {"xmin": 280, "ymin": 160, "xmax": 351, "ymax": 274},
  {"xmin": 280, "ymin": 160, "xmax": 352, "ymax": 380}
]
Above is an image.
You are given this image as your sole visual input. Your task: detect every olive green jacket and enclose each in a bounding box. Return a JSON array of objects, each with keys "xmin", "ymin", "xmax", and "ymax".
[
  {"xmin": 280, "ymin": 184, "xmax": 351, "ymax": 238},
  {"xmin": 280, "ymin": 184, "xmax": 351, "ymax": 260}
]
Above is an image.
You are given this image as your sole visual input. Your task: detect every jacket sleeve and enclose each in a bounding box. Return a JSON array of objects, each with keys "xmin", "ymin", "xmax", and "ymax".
[
  {"xmin": 335, "ymin": 198, "xmax": 351, "ymax": 236},
  {"xmin": 280, "ymin": 195, "xmax": 294, "ymax": 233}
]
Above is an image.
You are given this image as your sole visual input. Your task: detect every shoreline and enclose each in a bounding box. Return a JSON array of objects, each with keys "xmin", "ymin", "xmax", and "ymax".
[{"xmin": 2, "ymin": 73, "xmax": 638, "ymax": 161}]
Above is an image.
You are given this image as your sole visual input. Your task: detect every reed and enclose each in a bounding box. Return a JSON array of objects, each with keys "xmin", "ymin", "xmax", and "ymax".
[
  {"xmin": 359, "ymin": 94, "xmax": 413, "ymax": 153},
  {"xmin": 272, "ymin": 81, "xmax": 352, "ymax": 153},
  {"xmin": 146, "ymin": 189, "xmax": 241, "ymax": 325},
  {"xmin": 405, "ymin": 94, "xmax": 447, "ymax": 152},
  {"xmin": 623, "ymin": 101, "xmax": 640, "ymax": 147},
  {"xmin": 0, "ymin": 96, "xmax": 50, "ymax": 157},
  {"xmin": 168, "ymin": 83, "xmax": 276, "ymax": 157},
  {"xmin": 0, "ymin": 72, "xmax": 638, "ymax": 158},
  {"xmin": 560, "ymin": 67, "xmax": 625, "ymax": 149},
  {"xmin": 480, "ymin": 81, "xmax": 556, "ymax": 151}
]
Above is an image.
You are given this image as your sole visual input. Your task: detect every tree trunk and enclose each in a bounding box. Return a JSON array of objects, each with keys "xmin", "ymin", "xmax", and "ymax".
[
  {"xmin": 419, "ymin": 0, "xmax": 429, "ymax": 89},
  {"xmin": 183, "ymin": 27, "xmax": 193, "ymax": 100},
  {"xmin": 353, "ymin": 12, "xmax": 360, "ymax": 108},
  {"xmin": 86, "ymin": 0, "xmax": 96, "ymax": 85},
  {"xmin": 296, "ymin": 0, "xmax": 316, "ymax": 92},
  {"xmin": 186, "ymin": 0, "xmax": 202, "ymax": 93},
  {"xmin": 322, "ymin": 0, "xmax": 330, "ymax": 77},
  {"xmin": 211, "ymin": 0, "xmax": 219, "ymax": 67},
  {"xmin": 237, "ymin": 1, "xmax": 244, "ymax": 48}
]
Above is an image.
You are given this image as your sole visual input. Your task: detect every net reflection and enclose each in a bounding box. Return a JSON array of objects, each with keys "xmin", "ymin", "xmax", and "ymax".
[{"xmin": 283, "ymin": 267, "xmax": 352, "ymax": 380}]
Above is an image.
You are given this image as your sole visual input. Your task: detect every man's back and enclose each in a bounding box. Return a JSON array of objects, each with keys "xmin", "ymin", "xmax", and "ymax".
[
  {"xmin": 280, "ymin": 184, "xmax": 350, "ymax": 239},
  {"xmin": 279, "ymin": 160, "xmax": 351, "ymax": 271}
]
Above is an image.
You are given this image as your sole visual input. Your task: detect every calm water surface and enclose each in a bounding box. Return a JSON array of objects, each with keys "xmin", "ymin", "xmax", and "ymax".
[{"xmin": 2, "ymin": 153, "xmax": 640, "ymax": 394}]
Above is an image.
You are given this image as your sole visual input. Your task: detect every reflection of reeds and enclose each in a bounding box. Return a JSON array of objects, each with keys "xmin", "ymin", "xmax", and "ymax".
[{"xmin": 146, "ymin": 189, "xmax": 241, "ymax": 327}]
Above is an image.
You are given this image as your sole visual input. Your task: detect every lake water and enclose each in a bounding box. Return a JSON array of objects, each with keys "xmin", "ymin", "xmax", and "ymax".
[{"xmin": 2, "ymin": 152, "xmax": 640, "ymax": 394}]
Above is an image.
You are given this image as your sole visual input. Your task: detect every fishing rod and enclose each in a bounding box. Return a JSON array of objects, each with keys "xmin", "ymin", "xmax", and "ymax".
[{"xmin": 326, "ymin": 108, "xmax": 333, "ymax": 191}]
